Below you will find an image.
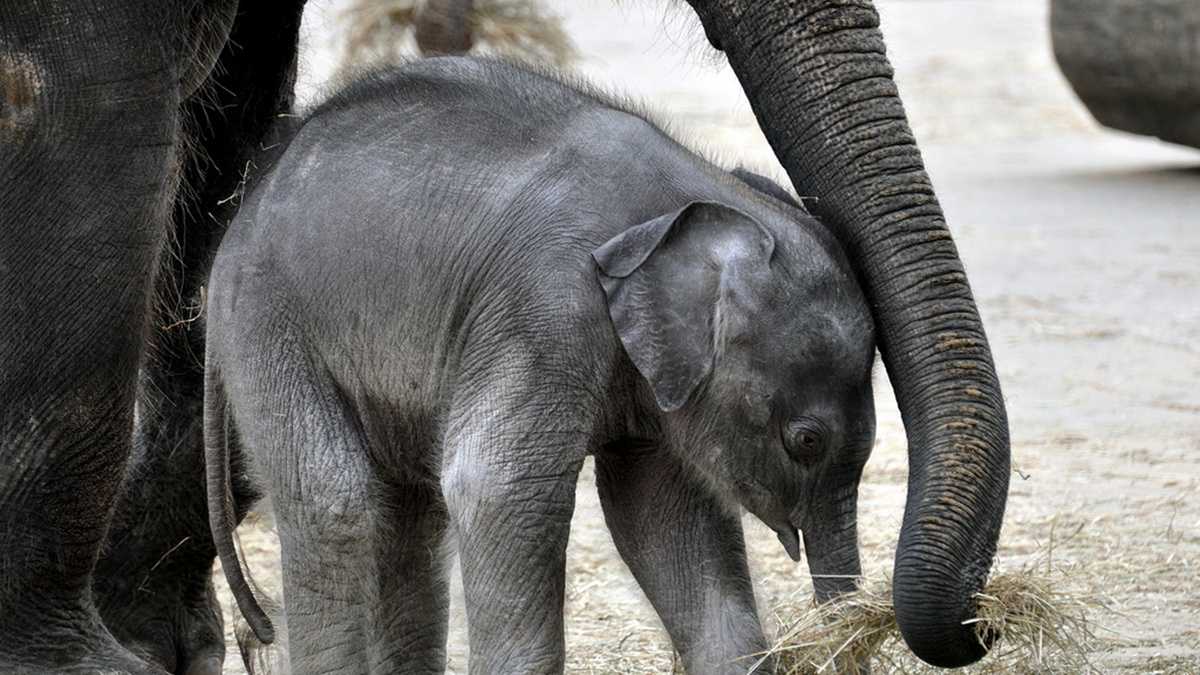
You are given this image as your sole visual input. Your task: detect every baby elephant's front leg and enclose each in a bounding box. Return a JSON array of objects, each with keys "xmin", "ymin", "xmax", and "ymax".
[
  {"xmin": 442, "ymin": 403, "xmax": 586, "ymax": 675},
  {"xmin": 595, "ymin": 447, "xmax": 770, "ymax": 674}
]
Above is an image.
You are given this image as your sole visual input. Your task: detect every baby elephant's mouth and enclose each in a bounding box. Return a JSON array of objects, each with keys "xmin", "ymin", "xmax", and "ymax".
[
  {"xmin": 729, "ymin": 473, "xmax": 802, "ymax": 561},
  {"xmin": 774, "ymin": 524, "xmax": 802, "ymax": 562}
]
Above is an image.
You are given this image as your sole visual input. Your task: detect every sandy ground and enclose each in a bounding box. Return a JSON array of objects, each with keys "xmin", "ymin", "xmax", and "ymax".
[{"xmin": 214, "ymin": 1, "xmax": 1200, "ymax": 672}]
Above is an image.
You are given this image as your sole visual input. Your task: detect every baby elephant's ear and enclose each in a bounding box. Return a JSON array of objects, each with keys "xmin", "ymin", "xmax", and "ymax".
[
  {"xmin": 731, "ymin": 167, "xmax": 805, "ymax": 211},
  {"xmin": 592, "ymin": 201, "xmax": 775, "ymax": 412}
]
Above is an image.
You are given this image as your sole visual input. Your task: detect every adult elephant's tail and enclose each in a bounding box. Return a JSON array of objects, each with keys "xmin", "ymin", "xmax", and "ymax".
[{"xmin": 204, "ymin": 354, "xmax": 276, "ymax": 645}]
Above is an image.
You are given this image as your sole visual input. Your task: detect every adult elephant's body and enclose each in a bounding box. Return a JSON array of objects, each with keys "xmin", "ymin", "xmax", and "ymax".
[
  {"xmin": 1052, "ymin": 0, "xmax": 1200, "ymax": 149},
  {"xmin": 0, "ymin": 0, "xmax": 1009, "ymax": 672},
  {"xmin": 0, "ymin": 1, "xmax": 305, "ymax": 672}
]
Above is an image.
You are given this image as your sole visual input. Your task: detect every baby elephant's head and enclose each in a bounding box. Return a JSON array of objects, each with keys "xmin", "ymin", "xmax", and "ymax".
[{"xmin": 594, "ymin": 198, "xmax": 876, "ymax": 593}]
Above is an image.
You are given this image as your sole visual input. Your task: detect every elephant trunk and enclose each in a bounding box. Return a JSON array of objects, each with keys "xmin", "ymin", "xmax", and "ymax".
[{"xmin": 688, "ymin": 1, "xmax": 1011, "ymax": 668}]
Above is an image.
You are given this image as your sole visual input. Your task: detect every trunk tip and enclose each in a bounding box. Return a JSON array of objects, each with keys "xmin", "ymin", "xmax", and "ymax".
[{"xmin": 892, "ymin": 573, "xmax": 994, "ymax": 668}]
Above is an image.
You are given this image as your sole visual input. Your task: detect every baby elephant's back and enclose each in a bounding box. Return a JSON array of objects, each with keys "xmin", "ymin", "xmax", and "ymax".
[
  {"xmin": 208, "ymin": 58, "xmax": 624, "ymax": 376},
  {"xmin": 229, "ymin": 65, "xmax": 575, "ymax": 257}
]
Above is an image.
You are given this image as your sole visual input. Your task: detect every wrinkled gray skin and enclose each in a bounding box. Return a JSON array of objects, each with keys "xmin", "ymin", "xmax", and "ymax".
[
  {"xmin": 1, "ymin": 2, "xmax": 303, "ymax": 673},
  {"xmin": 206, "ymin": 57, "xmax": 876, "ymax": 675},
  {"xmin": 4, "ymin": 0, "xmax": 1010, "ymax": 670}
]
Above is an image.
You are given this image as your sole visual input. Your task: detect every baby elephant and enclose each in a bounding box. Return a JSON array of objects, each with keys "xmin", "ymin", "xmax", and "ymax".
[{"xmin": 206, "ymin": 57, "xmax": 876, "ymax": 675}]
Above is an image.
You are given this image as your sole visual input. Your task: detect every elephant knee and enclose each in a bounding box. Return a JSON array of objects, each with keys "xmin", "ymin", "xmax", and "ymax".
[
  {"xmin": 274, "ymin": 475, "xmax": 369, "ymax": 555},
  {"xmin": 440, "ymin": 448, "xmax": 575, "ymax": 535},
  {"xmin": 440, "ymin": 451, "xmax": 501, "ymax": 530}
]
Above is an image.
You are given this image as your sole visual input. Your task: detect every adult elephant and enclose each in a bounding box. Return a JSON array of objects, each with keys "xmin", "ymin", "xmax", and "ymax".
[
  {"xmin": 1, "ymin": 2, "xmax": 306, "ymax": 673},
  {"xmin": 0, "ymin": 1, "xmax": 1009, "ymax": 672}
]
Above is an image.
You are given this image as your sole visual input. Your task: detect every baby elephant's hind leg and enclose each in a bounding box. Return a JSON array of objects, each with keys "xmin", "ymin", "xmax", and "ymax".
[
  {"xmin": 363, "ymin": 479, "xmax": 450, "ymax": 672},
  {"xmin": 257, "ymin": 369, "xmax": 374, "ymax": 675}
]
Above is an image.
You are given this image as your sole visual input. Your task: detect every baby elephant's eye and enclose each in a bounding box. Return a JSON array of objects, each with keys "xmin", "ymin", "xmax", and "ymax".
[{"xmin": 782, "ymin": 418, "xmax": 826, "ymax": 464}]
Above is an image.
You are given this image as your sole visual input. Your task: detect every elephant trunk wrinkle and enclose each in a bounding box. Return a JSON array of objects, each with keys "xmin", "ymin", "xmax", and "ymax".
[{"xmin": 685, "ymin": 0, "xmax": 1011, "ymax": 668}]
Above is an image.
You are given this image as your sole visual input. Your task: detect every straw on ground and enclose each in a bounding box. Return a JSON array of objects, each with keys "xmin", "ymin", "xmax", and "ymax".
[{"xmin": 764, "ymin": 559, "xmax": 1103, "ymax": 674}]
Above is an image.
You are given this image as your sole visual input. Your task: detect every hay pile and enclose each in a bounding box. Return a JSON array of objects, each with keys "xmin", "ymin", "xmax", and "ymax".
[
  {"xmin": 339, "ymin": 0, "xmax": 576, "ymax": 73},
  {"xmin": 763, "ymin": 562, "xmax": 1103, "ymax": 674}
]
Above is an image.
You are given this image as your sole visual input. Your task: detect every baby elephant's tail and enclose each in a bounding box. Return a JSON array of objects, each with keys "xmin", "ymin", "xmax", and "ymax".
[
  {"xmin": 204, "ymin": 354, "xmax": 276, "ymax": 645},
  {"xmin": 234, "ymin": 591, "xmax": 288, "ymax": 675}
]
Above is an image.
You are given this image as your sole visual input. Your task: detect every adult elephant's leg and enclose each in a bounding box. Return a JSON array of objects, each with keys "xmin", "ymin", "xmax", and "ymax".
[
  {"xmin": 91, "ymin": 3, "xmax": 306, "ymax": 673},
  {"xmin": 0, "ymin": 2, "xmax": 184, "ymax": 672},
  {"xmin": 594, "ymin": 447, "xmax": 768, "ymax": 675}
]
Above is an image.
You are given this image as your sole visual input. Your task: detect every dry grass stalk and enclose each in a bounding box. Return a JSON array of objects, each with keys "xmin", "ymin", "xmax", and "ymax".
[
  {"xmin": 765, "ymin": 562, "xmax": 1102, "ymax": 674},
  {"xmin": 339, "ymin": 0, "xmax": 576, "ymax": 75}
]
